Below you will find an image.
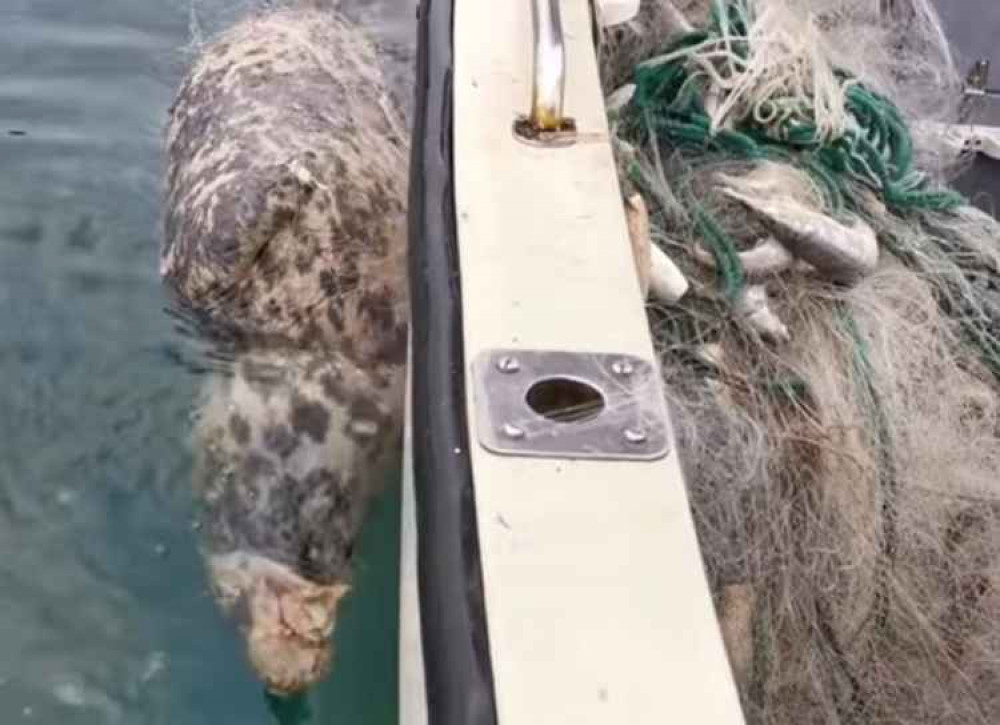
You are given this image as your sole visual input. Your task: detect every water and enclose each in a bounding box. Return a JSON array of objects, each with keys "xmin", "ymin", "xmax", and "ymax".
[{"xmin": 0, "ymin": 1, "xmax": 413, "ymax": 723}]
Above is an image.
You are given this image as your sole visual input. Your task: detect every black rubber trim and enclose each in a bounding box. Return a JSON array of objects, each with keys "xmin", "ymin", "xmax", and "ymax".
[{"xmin": 407, "ymin": 0, "xmax": 499, "ymax": 723}]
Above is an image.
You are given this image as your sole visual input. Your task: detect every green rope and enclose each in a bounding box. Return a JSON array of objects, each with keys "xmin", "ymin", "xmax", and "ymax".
[
  {"xmin": 691, "ymin": 197, "xmax": 745, "ymax": 301},
  {"xmin": 619, "ymin": 0, "xmax": 999, "ymax": 380},
  {"xmin": 629, "ymin": 153, "xmax": 746, "ymax": 301}
]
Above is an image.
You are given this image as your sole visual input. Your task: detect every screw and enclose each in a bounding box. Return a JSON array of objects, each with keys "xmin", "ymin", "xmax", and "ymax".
[
  {"xmin": 623, "ymin": 427, "xmax": 647, "ymax": 445},
  {"xmin": 611, "ymin": 359, "xmax": 635, "ymax": 377},
  {"xmin": 502, "ymin": 423, "xmax": 525, "ymax": 440},
  {"xmin": 497, "ymin": 356, "xmax": 520, "ymax": 374}
]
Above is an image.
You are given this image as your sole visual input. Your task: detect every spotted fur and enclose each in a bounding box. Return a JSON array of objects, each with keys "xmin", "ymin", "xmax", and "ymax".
[
  {"xmin": 195, "ymin": 348, "xmax": 399, "ymax": 586},
  {"xmin": 163, "ymin": 7, "xmax": 409, "ymax": 369},
  {"xmin": 162, "ymin": 6, "xmax": 408, "ymax": 694}
]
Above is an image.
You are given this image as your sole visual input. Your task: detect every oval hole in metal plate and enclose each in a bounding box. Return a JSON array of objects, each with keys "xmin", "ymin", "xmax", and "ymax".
[{"xmin": 525, "ymin": 376, "xmax": 606, "ymax": 423}]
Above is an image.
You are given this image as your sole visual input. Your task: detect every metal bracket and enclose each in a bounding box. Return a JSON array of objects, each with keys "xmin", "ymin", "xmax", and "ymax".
[
  {"xmin": 964, "ymin": 59, "xmax": 1000, "ymax": 100},
  {"xmin": 471, "ymin": 349, "xmax": 671, "ymax": 461},
  {"xmin": 911, "ymin": 120, "xmax": 1000, "ymax": 161}
]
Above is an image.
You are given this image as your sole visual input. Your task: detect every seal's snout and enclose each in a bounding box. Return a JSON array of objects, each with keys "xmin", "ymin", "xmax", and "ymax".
[
  {"xmin": 208, "ymin": 552, "xmax": 350, "ymax": 695},
  {"xmin": 245, "ymin": 574, "xmax": 349, "ymax": 695}
]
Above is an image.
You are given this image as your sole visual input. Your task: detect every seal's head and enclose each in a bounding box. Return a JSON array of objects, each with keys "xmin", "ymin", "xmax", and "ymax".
[
  {"xmin": 208, "ymin": 552, "xmax": 349, "ymax": 693},
  {"xmin": 192, "ymin": 348, "xmax": 401, "ymax": 694}
]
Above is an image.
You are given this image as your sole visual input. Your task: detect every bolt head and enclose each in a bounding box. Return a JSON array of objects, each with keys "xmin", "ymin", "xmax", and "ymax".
[
  {"xmin": 502, "ymin": 423, "xmax": 525, "ymax": 440},
  {"xmin": 623, "ymin": 427, "xmax": 647, "ymax": 445},
  {"xmin": 496, "ymin": 356, "xmax": 520, "ymax": 374},
  {"xmin": 611, "ymin": 360, "xmax": 635, "ymax": 377}
]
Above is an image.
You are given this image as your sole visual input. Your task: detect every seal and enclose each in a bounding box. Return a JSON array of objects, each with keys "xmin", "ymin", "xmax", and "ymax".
[{"xmin": 161, "ymin": 4, "xmax": 409, "ymax": 695}]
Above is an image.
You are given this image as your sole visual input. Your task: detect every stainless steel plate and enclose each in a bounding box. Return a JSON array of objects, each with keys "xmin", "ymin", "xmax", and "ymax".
[{"xmin": 471, "ymin": 348, "xmax": 671, "ymax": 461}]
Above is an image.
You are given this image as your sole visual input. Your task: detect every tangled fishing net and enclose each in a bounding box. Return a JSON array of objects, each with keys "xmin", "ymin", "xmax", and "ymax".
[{"xmin": 600, "ymin": 1, "xmax": 1000, "ymax": 722}]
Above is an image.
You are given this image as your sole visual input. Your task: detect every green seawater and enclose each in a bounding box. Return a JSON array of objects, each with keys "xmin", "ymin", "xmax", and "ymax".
[{"xmin": 0, "ymin": 1, "xmax": 411, "ymax": 723}]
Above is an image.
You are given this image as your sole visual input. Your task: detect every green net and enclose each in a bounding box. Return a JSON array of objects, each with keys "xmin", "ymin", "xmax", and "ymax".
[
  {"xmin": 622, "ymin": 0, "xmax": 963, "ymax": 215},
  {"xmin": 617, "ymin": 0, "xmax": 999, "ymax": 378},
  {"xmin": 602, "ymin": 3, "xmax": 1000, "ymax": 722}
]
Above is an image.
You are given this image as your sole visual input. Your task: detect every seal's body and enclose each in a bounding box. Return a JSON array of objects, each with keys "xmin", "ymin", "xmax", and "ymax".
[{"xmin": 161, "ymin": 6, "xmax": 408, "ymax": 694}]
